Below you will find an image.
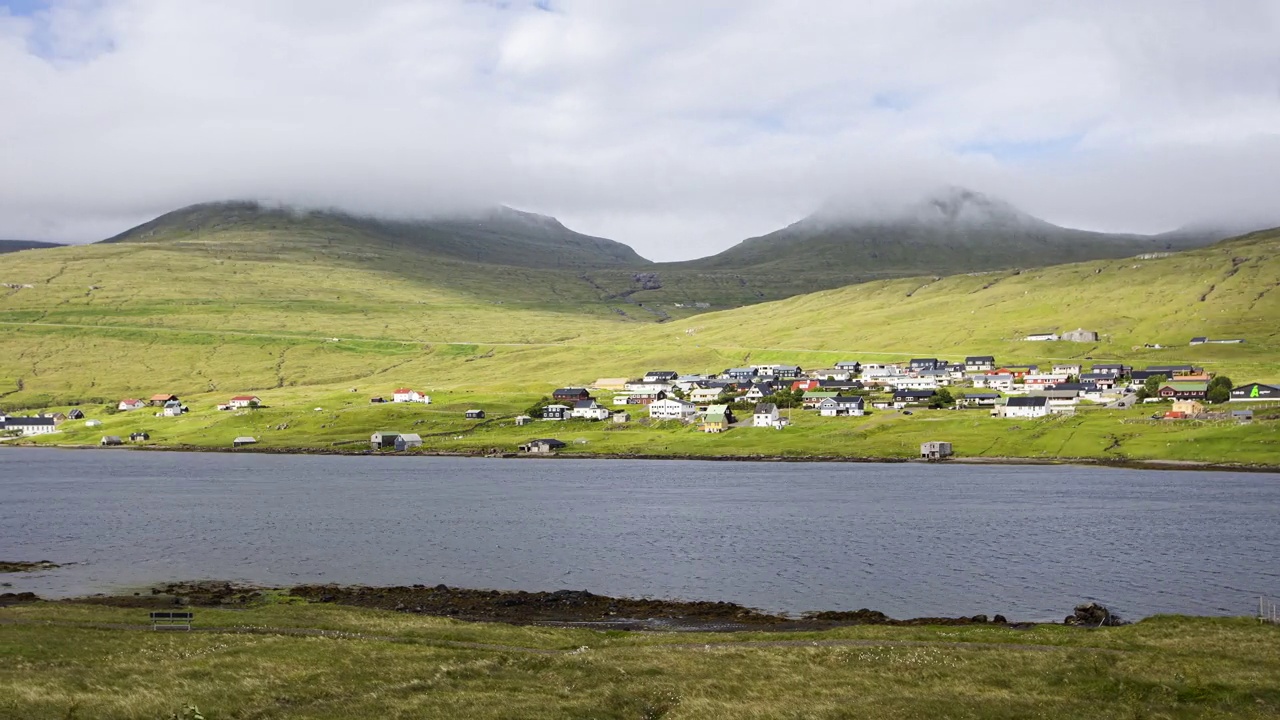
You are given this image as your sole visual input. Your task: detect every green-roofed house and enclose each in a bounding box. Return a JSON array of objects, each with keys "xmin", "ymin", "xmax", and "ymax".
[
  {"xmin": 801, "ymin": 390, "xmax": 841, "ymax": 409},
  {"xmin": 1158, "ymin": 381, "xmax": 1208, "ymax": 400},
  {"xmin": 700, "ymin": 404, "xmax": 733, "ymax": 433}
]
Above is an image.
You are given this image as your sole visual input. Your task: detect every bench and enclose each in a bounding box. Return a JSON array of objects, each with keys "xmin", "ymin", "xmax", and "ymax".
[{"xmin": 149, "ymin": 611, "xmax": 194, "ymax": 631}]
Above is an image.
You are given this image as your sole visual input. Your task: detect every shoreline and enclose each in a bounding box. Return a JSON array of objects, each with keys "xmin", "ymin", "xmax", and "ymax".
[
  {"xmin": 4, "ymin": 580, "xmax": 1129, "ymax": 632},
  {"xmin": 7, "ymin": 441, "xmax": 1280, "ymax": 474}
]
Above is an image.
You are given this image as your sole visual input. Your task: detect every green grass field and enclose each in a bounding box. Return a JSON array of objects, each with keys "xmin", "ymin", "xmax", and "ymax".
[
  {"xmin": 2, "ymin": 602, "xmax": 1278, "ymax": 719},
  {"xmin": 2, "ymin": 227, "xmax": 1279, "ymax": 465}
]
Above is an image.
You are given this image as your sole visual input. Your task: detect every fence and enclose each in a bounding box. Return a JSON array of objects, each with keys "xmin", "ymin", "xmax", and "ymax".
[{"xmin": 1259, "ymin": 597, "xmax": 1279, "ymax": 624}]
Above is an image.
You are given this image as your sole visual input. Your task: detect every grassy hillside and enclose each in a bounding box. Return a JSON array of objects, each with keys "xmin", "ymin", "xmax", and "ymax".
[
  {"xmin": 1, "ymin": 226, "xmax": 1279, "ymax": 464},
  {"xmin": 3, "ymin": 602, "xmax": 1279, "ymax": 719}
]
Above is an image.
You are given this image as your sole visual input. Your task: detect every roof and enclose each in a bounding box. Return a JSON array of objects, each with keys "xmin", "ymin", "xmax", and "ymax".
[
  {"xmin": 703, "ymin": 413, "xmax": 728, "ymax": 423},
  {"xmin": 893, "ymin": 389, "xmax": 936, "ymax": 398},
  {"xmin": 754, "ymin": 403, "xmax": 778, "ymax": 413},
  {"xmin": 965, "ymin": 356, "xmax": 995, "ymax": 362},
  {"xmin": 394, "ymin": 388, "xmax": 415, "ymax": 394},
  {"xmin": 727, "ymin": 367, "xmax": 756, "ymax": 374},
  {"xmin": 572, "ymin": 400, "xmax": 598, "ymax": 409},
  {"xmin": 803, "ymin": 391, "xmax": 840, "ymax": 398},
  {"xmin": 233, "ymin": 436, "xmax": 257, "ymax": 443},
  {"xmin": 963, "ymin": 392, "xmax": 1001, "ymax": 399},
  {"xmin": 150, "ymin": 394, "xmax": 176, "ymax": 400},
  {"xmin": 1006, "ymin": 396, "xmax": 1048, "ymax": 407},
  {"xmin": 822, "ymin": 395, "xmax": 864, "ymax": 405},
  {"xmin": 528, "ymin": 438, "xmax": 566, "ymax": 446},
  {"xmin": 230, "ymin": 395, "xmax": 259, "ymax": 402},
  {"xmin": 645, "ymin": 370, "xmax": 678, "ymax": 377},
  {"xmin": 554, "ymin": 387, "xmax": 590, "ymax": 394},
  {"xmin": 706, "ymin": 404, "xmax": 729, "ymax": 414},
  {"xmin": 1162, "ymin": 381, "xmax": 1208, "ymax": 391},
  {"xmin": 120, "ymin": 398, "xmax": 141, "ymax": 404},
  {"xmin": 398, "ymin": 434, "xmax": 422, "ymax": 442}
]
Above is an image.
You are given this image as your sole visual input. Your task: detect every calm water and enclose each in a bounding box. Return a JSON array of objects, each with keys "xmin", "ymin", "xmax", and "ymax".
[{"xmin": 1, "ymin": 449, "xmax": 1277, "ymax": 620}]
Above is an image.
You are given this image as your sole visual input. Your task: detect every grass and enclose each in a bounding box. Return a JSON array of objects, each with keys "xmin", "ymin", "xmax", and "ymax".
[
  {"xmin": 2, "ymin": 229, "xmax": 1279, "ymax": 465},
  {"xmin": 2, "ymin": 602, "xmax": 1278, "ymax": 719}
]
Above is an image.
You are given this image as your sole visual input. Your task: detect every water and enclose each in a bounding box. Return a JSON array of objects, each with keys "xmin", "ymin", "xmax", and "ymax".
[{"xmin": 1, "ymin": 449, "xmax": 1277, "ymax": 620}]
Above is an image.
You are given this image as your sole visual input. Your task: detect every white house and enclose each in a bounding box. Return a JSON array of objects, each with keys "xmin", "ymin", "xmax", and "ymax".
[
  {"xmin": 1024, "ymin": 332, "xmax": 1060, "ymax": 342},
  {"xmin": 1001, "ymin": 396, "xmax": 1050, "ymax": 418},
  {"xmin": 889, "ymin": 376, "xmax": 939, "ymax": 390},
  {"xmin": 394, "ymin": 434, "xmax": 423, "ymax": 451},
  {"xmin": 649, "ymin": 398, "xmax": 698, "ymax": 422},
  {"xmin": 229, "ymin": 395, "xmax": 260, "ymax": 409},
  {"xmin": 1024, "ymin": 373, "xmax": 1070, "ymax": 388},
  {"xmin": 752, "ymin": 402, "xmax": 782, "ymax": 428},
  {"xmin": 85, "ymin": 419, "xmax": 103, "ymax": 428},
  {"xmin": 0, "ymin": 415, "xmax": 58, "ymax": 436},
  {"xmin": 626, "ymin": 379, "xmax": 673, "ymax": 394},
  {"xmin": 688, "ymin": 387, "xmax": 724, "ymax": 404},
  {"xmin": 392, "ymin": 388, "xmax": 430, "ymax": 404},
  {"xmin": 818, "ymin": 396, "xmax": 865, "ymax": 417},
  {"xmin": 117, "ymin": 399, "xmax": 146, "ymax": 412},
  {"xmin": 571, "ymin": 400, "xmax": 611, "ymax": 421},
  {"xmin": 972, "ymin": 374, "xmax": 1016, "ymax": 392},
  {"xmin": 806, "ymin": 368, "xmax": 853, "ymax": 381},
  {"xmin": 1052, "ymin": 364, "xmax": 1082, "ymax": 376}
]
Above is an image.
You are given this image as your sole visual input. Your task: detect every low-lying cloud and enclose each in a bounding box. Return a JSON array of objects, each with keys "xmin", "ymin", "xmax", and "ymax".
[{"xmin": 1, "ymin": 0, "xmax": 1278, "ymax": 259}]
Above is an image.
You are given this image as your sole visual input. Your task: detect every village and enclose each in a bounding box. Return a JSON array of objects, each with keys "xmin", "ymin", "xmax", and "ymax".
[{"xmin": 3, "ymin": 343, "xmax": 1275, "ymax": 459}]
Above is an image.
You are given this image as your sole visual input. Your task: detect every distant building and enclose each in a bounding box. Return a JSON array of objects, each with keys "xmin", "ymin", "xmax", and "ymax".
[
  {"xmin": 465, "ymin": 409, "xmax": 486, "ymax": 420},
  {"xmin": 229, "ymin": 395, "xmax": 260, "ymax": 409},
  {"xmin": 1231, "ymin": 383, "xmax": 1280, "ymax": 401},
  {"xmin": 520, "ymin": 438, "xmax": 566, "ymax": 454},
  {"xmin": 149, "ymin": 394, "xmax": 179, "ymax": 407},
  {"xmin": 571, "ymin": 400, "xmax": 611, "ymax": 421},
  {"xmin": 370, "ymin": 431, "xmax": 400, "ymax": 450},
  {"xmin": 818, "ymin": 396, "xmax": 865, "ymax": 417},
  {"xmin": 964, "ymin": 356, "xmax": 996, "ymax": 373},
  {"xmin": 1023, "ymin": 332, "xmax": 1059, "ymax": 342},
  {"xmin": 541, "ymin": 404, "xmax": 571, "ymax": 421},
  {"xmin": 0, "ymin": 415, "xmax": 58, "ymax": 436},
  {"xmin": 1001, "ymin": 396, "xmax": 1050, "ymax": 419},
  {"xmin": 100, "ymin": 436, "xmax": 124, "ymax": 446},
  {"xmin": 700, "ymin": 404, "xmax": 732, "ymax": 433},
  {"xmin": 394, "ymin": 434, "xmax": 422, "ymax": 451},
  {"xmin": 552, "ymin": 388, "xmax": 593, "ymax": 403},
  {"xmin": 753, "ymin": 403, "xmax": 782, "ymax": 428},
  {"xmin": 649, "ymin": 398, "xmax": 698, "ymax": 422},
  {"xmin": 233, "ymin": 436, "xmax": 258, "ymax": 448},
  {"xmin": 118, "ymin": 399, "xmax": 146, "ymax": 412},
  {"xmin": 920, "ymin": 441, "xmax": 953, "ymax": 460},
  {"xmin": 1061, "ymin": 328, "xmax": 1099, "ymax": 343},
  {"xmin": 392, "ymin": 389, "xmax": 429, "ymax": 404}
]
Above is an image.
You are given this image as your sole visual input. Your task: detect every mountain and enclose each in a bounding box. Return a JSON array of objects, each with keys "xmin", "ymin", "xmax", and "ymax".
[
  {"xmin": 0, "ymin": 239, "xmax": 63, "ymax": 254},
  {"xmin": 102, "ymin": 201, "xmax": 651, "ymax": 270},
  {"xmin": 684, "ymin": 187, "xmax": 1214, "ymax": 273}
]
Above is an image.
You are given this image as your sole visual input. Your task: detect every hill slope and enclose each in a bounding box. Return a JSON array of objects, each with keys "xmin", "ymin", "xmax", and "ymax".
[
  {"xmin": 103, "ymin": 201, "xmax": 652, "ymax": 269},
  {"xmin": 0, "ymin": 240, "xmax": 63, "ymax": 254}
]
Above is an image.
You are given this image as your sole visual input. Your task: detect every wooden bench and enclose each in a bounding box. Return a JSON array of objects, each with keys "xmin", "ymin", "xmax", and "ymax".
[{"xmin": 149, "ymin": 611, "xmax": 194, "ymax": 631}]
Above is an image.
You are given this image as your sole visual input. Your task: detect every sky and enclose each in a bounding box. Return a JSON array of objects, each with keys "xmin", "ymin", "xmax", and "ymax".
[{"xmin": 1, "ymin": 0, "xmax": 1279, "ymax": 260}]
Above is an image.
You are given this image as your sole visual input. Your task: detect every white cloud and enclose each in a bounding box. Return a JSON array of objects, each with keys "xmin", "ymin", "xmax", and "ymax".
[{"xmin": 1, "ymin": 0, "xmax": 1278, "ymax": 259}]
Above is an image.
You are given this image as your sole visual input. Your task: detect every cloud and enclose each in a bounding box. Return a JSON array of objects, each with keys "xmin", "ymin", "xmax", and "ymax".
[{"xmin": 1, "ymin": 0, "xmax": 1278, "ymax": 259}]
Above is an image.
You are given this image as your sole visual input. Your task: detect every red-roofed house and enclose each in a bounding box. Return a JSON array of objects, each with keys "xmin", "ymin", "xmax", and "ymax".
[
  {"xmin": 118, "ymin": 399, "xmax": 146, "ymax": 411},
  {"xmin": 229, "ymin": 395, "xmax": 261, "ymax": 409}
]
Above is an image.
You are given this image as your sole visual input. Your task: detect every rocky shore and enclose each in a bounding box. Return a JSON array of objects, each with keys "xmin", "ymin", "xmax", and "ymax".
[{"xmin": 5, "ymin": 580, "xmax": 1121, "ymax": 631}]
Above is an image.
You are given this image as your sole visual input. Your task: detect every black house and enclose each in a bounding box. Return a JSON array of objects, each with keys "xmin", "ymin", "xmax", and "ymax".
[{"xmin": 552, "ymin": 388, "xmax": 592, "ymax": 402}]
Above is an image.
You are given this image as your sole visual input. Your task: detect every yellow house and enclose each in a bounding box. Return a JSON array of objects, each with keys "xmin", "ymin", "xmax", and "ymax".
[{"xmin": 700, "ymin": 404, "xmax": 731, "ymax": 433}]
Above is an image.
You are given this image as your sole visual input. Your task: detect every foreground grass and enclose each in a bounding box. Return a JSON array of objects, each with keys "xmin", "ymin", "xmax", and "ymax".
[{"xmin": 2, "ymin": 603, "xmax": 1278, "ymax": 719}]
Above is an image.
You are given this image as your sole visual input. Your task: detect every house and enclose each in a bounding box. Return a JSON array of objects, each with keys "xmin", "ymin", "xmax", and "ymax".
[
  {"xmin": 997, "ymin": 365, "xmax": 1038, "ymax": 379},
  {"xmin": 162, "ymin": 400, "xmax": 184, "ymax": 417},
  {"xmin": 818, "ymin": 396, "xmax": 865, "ymax": 417},
  {"xmin": 700, "ymin": 404, "xmax": 733, "ymax": 433},
  {"xmin": 1189, "ymin": 336, "xmax": 1207, "ymax": 345},
  {"xmin": 920, "ymin": 441, "xmax": 953, "ymax": 460},
  {"xmin": 612, "ymin": 411, "xmax": 631, "ymax": 423},
  {"xmin": 689, "ymin": 387, "xmax": 725, "ymax": 404},
  {"xmin": 752, "ymin": 403, "xmax": 782, "ymax": 428},
  {"xmin": 1232, "ymin": 409, "xmax": 1254, "ymax": 423},
  {"xmin": 1090, "ymin": 363, "xmax": 1131, "ymax": 377},
  {"xmin": 149, "ymin": 394, "xmax": 179, "ymax": 406},
  {"xmin": 591, "ymin": 378, "xmax": 629, "ymax": 391},
  {"xmin": 233, "ymin": 436, "xmax": 258, "ymax": 448},
  {"xmin": 571, "ymin": 400, "xmax": 611, "ymax": 421},
  {"xmin": 1061, "ymin": 328, "xmax": 1099, "ymax": 342},
  {"xmin": 1230, "ymin": 383, "xmax": 1280, "ymax": 401},
  {"xmin": 392, "ymin": 389, "xmax": 430, "ymax": 404},
  {"xmin": 818, "ymin": 379, "xmax": 864, "ymax": 392},
  {"xmin": 552, "ymin": 388, "xmax": 592, "ymax": 403},
  {"xmin": 541, "ymin": 404, "xmax": 571, "ymax": 421},
  {"xmin": 1052, "ymin": 364, "xmax": 1082, "ymax": 376},
  {"xmin": 772, "ymin": 365, "xmax": 803, "ymax": 380},
  {"xmin": 85, "ymin": 419, "xmax": 103, "ymax": 428},
  {"xmin": 743, "ymin": 384, "xmax": 774, "ymax": 401},
  {"xmin": 370, "ymin": 431, "xmax": 400, "ymax": 450},
  {"xmin": 890, "ymin": 376, "xmax": 940, "ymax": 391},
  {"xmin": 0, "ymin": 415, "xmax": 58, "ymax": 436},
  {"xmin": 520, "ymin": 438, "xmax": 566, "ymax": 454},
  {"xmin": 129, "ymin": 432, "xmax": 150, "ymax": 442},
  {"xmin": 1001, "ymin": 396, "xmax": 1049, "ymax": 418},
  {"xmin": 67, "ymin": 409, "xmax": 84, "ymax": 420},
  {"xmin": 959, "ymin": 392, "xmax": 1001, "ymax": 408},
  {"xmin": 649, "ymin": 397, "xmax": 698, "ymax": 422},
  {"xmin": 972, "ymin": 374, "xmax": 1015, "ymax": 392},
  {"xmin": 1146, "ymin": 365, "xmax": 1202, "ymax": 377},
  {"xmin": 394, "ymin": 434, "xmax": 422, "ymax": 451},
  {"xmin": 1023, "ymin": 332, "xmax": 1059, "ymax": 342},
  {"xmin": 892, "ymin": 389, "xmax": 936, "ymax": 408},
  {"xmin": 964, "ymin": 356, "xmax": 996, "ymax": 373},
  {"xmin": 465, "ymin": 409, "xmax": 486, "ymax": 419},
  {"xmin": 802, "ymin": 390, "xmax": 840, "ymax": 408},
  {"xmin": 1080, "ymin": 373, "xmax": 1117, "ymax": 389},
  {"xmin": 624, "ymin": 392, "xmax": 666, "ymax": 406},
  {"xmin": 909, "ymin": 358, "xmax": 942, "ymax": 372},
  {"xmin": 1158, "ymin": 381, "xmax": 1208, "ymax": 400},
  {"xmin": 1024, "ymin": 373, "xmax": 1069, "ymax": 388},
  {"xmin": 724, "ymin": 367, "xmax": 758, "ymax": 382},
  {"xmin": 834, "ymin": 361, "xmax": 861, "ymax": 372},
  {"xmin": 1170, "ymin": 400, "xmax": 1205, "ymax": 417},
  {"xmin": 229, "ymin": 395, "xmax": 260, "ymax": 409},
  {"xmin": 514, "ymin": 415, "xmax": 533, "ymax": 426},
  {"xmin": 643, "ymin": 371, "xmax": 679, "ymax": 383},
  {"xmin": 806, "ymin": 369, "xmax": 853, "ymax": 381},
  {"xmin": 369, "ymin": 396, "xmax": 386, "ymax": 404},
  {"xmin": 625, "ymin": 379, "xmax": 674, "ymax": 394},
  {"xmin": 100, "ymin": 435, "xmax": 124, "ymax": 446},
  {"xmin": 118, "ymin": 399, "xmax": 146, "ymax": 412}
]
